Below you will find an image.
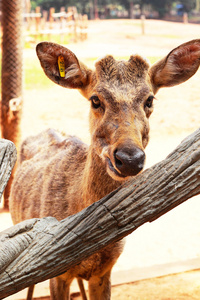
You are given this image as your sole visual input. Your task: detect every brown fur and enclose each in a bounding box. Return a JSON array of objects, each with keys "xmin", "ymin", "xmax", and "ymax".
[{"xmin": 10, "ymin": 39, "xmax": 200, "ymax": 300}]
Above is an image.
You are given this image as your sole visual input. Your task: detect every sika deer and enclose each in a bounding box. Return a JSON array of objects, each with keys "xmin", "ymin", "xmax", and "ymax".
[{"xmin": 10, "ymin": 39, "xmax": 200, "ymax": 300}]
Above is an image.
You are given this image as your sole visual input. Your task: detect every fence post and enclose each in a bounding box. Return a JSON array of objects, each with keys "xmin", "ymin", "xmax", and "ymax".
[
  {"xmin": 73, "ymin": 7, "xmax": 78, "ymax": 42},
  {"xmin": 141, "ymin": 14, "xmax": 145, "ymax": 35},
  {"xmin": 25, "ymin": 0, "xmax": 31, "ymax": 30},
  {"xmin": 60, "ymin": 6, "xmax": 65, "ymax": 43},
  {"xmin": 35, "ymin": 6, "xmax": 41, "ymax": 41},
  {"xmin": 83, "ymin": 14, "xmax": 88, "ymax": 40},
  {"xmin": 40, "ymin": 10, "xmax": 48, "ymax": 40},
  {"xmin": 183, "ymin": 12, "xmax": 188, "ymax": 24},
  {"xmin": 49, "ymin": 7, "xmax": 55, "ymax": 41},
  {"xmin": 94, "ymin": 0, "xmax": 99, "ymax": 19},
  {"xmin": 130, "ymin": 1, "xmax": 134, "ymax": 19}
]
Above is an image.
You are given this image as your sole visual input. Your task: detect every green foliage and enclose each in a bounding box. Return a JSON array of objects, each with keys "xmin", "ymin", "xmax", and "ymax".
[
  {"xmin": 31, "ymin": 0, "xmax": 67, "ymax": 11},
  {"xmin": 179, "ymin": 0, "xmax": 196, "ymax": 12},
  {"xmin": 143, "ymin": 0, "xmax": 173, "ymax": 17},
  {"xmin": 30, "ymin": 0, "xmax": 196, "ymax": 17},
  {"xmin": 31, "ymin": 0, "xmax": 93, "ymax": 13}
]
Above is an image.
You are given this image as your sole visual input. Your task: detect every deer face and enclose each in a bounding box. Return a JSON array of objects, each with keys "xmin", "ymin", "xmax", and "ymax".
[
  {"xmin": 36, "ymin": 40, "xmax": 200, "ymax": 181},
  {"xmin": 86, "ymin": 55, "xmax": 153, "ymax": 180}
]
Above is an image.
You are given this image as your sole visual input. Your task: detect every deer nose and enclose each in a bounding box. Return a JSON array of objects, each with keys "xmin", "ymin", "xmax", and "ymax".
[{"xmin": 114, "ymin": 145, "xmax": 145, "ymax": 177}]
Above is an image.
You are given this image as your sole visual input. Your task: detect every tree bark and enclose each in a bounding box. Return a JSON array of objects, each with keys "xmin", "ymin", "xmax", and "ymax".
[
  {"xmin": 1, "ymin": 0, "xmax": 23, "ymax": 208},
  {"xmin": 0, "ymin": 140, "xmax": 17, "ymax": 202},
  {"xmin": 0, "ymin": 128, "xmax": 200, "ymax": 299}
]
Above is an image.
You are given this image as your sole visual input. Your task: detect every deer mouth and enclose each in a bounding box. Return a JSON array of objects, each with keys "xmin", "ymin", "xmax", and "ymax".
[{"xmin": 107, "ymin": 158, "xmax": 127, "ymax": 180}]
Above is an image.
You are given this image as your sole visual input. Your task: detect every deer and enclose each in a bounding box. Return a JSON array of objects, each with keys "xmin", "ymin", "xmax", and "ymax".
[{"xmin": 9, "ymin": 39, "xmax": 200, "ymax": 300}]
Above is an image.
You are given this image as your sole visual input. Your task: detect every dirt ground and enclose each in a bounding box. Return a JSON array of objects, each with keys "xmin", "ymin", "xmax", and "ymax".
[
  {"xmin": 111, "ymin": 270, "xmax": 200, "ymax": 300},
  {"xmin": 2, "ymin": 19, "xmax": 200, "ymax": 299}
]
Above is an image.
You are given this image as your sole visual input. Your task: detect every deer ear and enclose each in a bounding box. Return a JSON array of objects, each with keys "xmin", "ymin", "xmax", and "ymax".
[
  {"xmin": 36, "ymin": 42, "xmax": 90, "ymax": 89},
  {"xmin": 149, "ymin": 39, "xmax": 200, "ymax": 94}
]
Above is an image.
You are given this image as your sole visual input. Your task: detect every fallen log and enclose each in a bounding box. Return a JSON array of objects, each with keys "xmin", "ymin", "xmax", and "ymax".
[{"xmin": 0, "ymin": 128, "xmax": 200, "ymax": 298}]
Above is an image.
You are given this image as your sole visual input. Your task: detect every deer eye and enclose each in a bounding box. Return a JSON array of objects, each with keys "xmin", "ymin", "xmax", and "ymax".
[
  {"xmin": 90, "ymin": 95, "xmax": 101, "ymax": 109},
  {"xmin": 145, "ymin": 95, "xmax": 154, "ymax": 109}
]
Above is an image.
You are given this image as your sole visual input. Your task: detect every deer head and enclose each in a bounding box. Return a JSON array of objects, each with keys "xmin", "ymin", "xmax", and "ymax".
[{"xmin": 36, "ymin": 39, "xmax": 200, "ymax": 181}]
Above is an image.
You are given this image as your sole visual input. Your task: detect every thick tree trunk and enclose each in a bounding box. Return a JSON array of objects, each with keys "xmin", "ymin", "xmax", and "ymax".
[
  {"xmin": 0, "ymin": 128, "xmax": 200, "ymax": 299},
  {"xmin": 1, "ymin": 0, "xmax": 23, "ymax": 209}
]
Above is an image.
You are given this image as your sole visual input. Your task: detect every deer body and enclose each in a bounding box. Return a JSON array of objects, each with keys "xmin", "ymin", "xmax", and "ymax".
[{"xmin": 10, "ymin": 39, "xmax": 200, "ymax": 300}]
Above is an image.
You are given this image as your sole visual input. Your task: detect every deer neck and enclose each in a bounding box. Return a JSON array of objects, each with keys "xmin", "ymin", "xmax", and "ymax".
[{"xmin": 81, "ymin": 147, "xmax": 122, "ymax": 208}]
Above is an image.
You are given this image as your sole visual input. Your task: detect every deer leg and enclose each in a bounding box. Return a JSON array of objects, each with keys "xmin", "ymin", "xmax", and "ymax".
[
  {"xmin": 77, "ymin": 278, "xmax": 88, "ymax": 300},
  {"xmin": 26, "ymin": 284, "xmax": 35, "ymax": 300},
  {"xmin": 50, "ymin": 277, "xmax": 72, "ymax": 300},
  {"xmin": 88, "ymin": 271, "xmax": 111, "ymax": 300}
]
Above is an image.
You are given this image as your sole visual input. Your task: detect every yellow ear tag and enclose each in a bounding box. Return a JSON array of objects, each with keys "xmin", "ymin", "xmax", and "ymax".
[{"xmin": 58, "ymin": 55, "xmax": 65, "ymax": 78}]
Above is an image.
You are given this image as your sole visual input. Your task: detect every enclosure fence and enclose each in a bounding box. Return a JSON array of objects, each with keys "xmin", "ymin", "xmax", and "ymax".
[{"xmin": 23, "ymin": 6, "xmax": 88, "ymax": 44}]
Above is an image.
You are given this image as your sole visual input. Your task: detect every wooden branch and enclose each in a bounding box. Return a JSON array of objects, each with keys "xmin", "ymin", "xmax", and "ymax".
[
  {"xmin": 0, "ymin": 128, "xmax": 200, "ymax": 298},
  {"xmin": 0, "ymin": 139, "xmax": 17, "ymax": 201}
]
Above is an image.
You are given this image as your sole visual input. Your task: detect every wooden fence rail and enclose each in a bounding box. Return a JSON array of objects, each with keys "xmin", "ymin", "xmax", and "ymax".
[{"xmin": 0, "ymin": 127, "xmax": 200, "ymax": 298}]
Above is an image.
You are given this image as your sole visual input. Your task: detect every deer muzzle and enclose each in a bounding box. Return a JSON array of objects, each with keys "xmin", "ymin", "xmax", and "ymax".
[{"xmin": 104, "ymin": 143, "xmax": 146, "ymax": 180}]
